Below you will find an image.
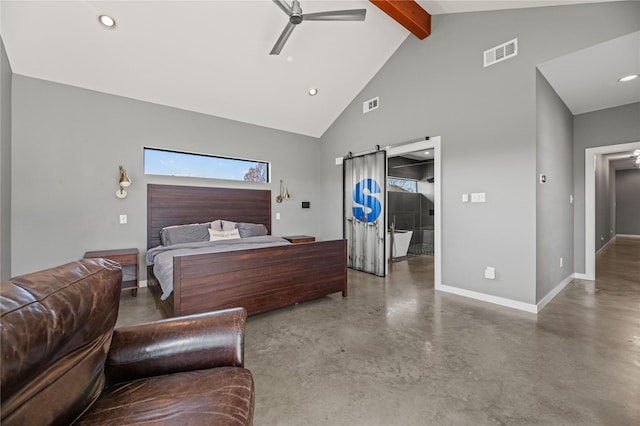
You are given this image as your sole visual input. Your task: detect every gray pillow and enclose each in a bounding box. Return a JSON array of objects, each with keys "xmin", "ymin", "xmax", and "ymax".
[
  {"xmin": 222, "ymin": 220, "xmax": 237, "ymax": 231},
  {"xmin": 160, "ymin": 223, "xmax": 210, "ymax": 246},
  {"xmin": 236, "ymin": 222, "xmax": 268, "ymax": 238}
]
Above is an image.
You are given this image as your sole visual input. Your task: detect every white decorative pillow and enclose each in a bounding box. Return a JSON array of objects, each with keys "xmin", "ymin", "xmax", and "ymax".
[
  {"xmin": 210, "ymin": 219, "xmax": 224, "ymax": 231},
  {"xmin": 208, "ymin": 228, "xmax": 241, "ymax": 241}
]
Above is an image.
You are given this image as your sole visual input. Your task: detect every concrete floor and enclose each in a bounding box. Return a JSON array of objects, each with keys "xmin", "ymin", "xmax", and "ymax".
[{"xmin": 117, "ymin": 237, "xmax": 640, "ymax": 425}]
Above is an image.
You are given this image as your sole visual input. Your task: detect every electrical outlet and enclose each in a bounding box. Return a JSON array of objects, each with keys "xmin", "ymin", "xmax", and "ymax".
[
  {"xmin": 119, "ymin": 214, "xmax": 127, "ymax": 224},
  {"xmin": 484, "ymin": 267, "xmax": 495, "ymax": 280}
]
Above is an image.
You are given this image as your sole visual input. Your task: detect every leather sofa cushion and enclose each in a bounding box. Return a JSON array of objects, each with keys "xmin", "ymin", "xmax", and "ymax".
[{"xmin": 77, "ymin": 367, "xmax": 254, "ymax": 425}]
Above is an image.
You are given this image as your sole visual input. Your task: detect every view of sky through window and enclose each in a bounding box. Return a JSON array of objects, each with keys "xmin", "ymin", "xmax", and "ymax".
[{"xmin": 144, "ymin": 148, "xmax": 269, "ymax": 182}]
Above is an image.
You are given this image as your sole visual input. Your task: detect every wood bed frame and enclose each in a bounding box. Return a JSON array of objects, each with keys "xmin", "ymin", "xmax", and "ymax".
[{"xmin": 146, "ymin": 184, "xmax": 347, "ymax": 317}]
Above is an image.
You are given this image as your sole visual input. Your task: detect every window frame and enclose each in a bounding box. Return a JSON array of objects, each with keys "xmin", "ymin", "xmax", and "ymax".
[{"xmin": 143, "ymin": 147, "xmax": 271, "ymax": 183}]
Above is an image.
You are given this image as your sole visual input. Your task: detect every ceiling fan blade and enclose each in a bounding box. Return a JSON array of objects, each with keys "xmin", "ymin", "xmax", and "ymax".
[
  {"xmin": 302, "ymin": 9, "xmax": 366, "ymax": 22},
  {"xmin": 272, "ymin": 0, "xmax": 292, "ymax": 15},
  {"xmin": 270, "ymin": 22, "xmax": 296, "ymax": 55}
]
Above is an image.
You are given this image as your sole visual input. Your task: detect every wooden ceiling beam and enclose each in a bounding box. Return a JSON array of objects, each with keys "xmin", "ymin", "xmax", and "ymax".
[{"xmin": 370, "ymin": 0, "xmax": 432, "ymax": 40}]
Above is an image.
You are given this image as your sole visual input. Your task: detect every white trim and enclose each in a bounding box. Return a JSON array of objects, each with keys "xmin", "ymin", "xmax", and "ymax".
[
  {"xmin": 381, "ymin": 136, "xmax": 442, "ymax": 287},
  {"xmin": 437, "ymin": 273, "xmax": 576, "ymax": 314},
  {"xmin": 536, "ymin": 274, "xmax": 575, "ymax": 313},
  {"xmin": 434, "ymin": 138, "xmax": 442, "ymax": 289},
  {"xmin": 616, "ymin": 234, "xmax": 640, "ymax": 238},
  {"xmin": 584, "ymin": 141, "xmax": 640, "ymax": 281},
  {"xmin": 435, "ymin": 284, "xmax": 538, "ymax": 314},
  {"xmin": 139, "ymin": 280, "xmax": 148, "ymax": 288},
  {"xmin": 573, "ymin": 273, "xmax": 590, "ymax": 280},
  {"xmin": 596, "ymin": 235, "xmax": 616, "ymax": 255}
]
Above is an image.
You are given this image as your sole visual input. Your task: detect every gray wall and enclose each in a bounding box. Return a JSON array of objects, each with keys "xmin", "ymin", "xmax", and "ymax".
[
  {"xmin": 535, "ymin": 70, "xmax": 573, "ymax": 302},
  {"xmin": 594, "ymin": 154, "xmax": 615, "ymax": 251},
  {"xmin": 319, "ymin": 2, "xmax": 640, "ymax": 304},
  {"xmin": 1, "ymin": 37, "xmax": 11, "ymax": 280},
  {"xmin": 11, "ymin": 76, "xmax": 322, "ymax": 278},
  {"xmin": 573, "ymin": 102, "xmax": 640, "ymax": 272},
  {"xmin": 616, "ymin": 169, "xmax": 640, "ymax": 235}
]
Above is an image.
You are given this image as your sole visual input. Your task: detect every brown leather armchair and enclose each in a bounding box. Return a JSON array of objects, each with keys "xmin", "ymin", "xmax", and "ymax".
[{"xmin": 1, "ymin": 258, "xmax": 254, "ymax": 425}]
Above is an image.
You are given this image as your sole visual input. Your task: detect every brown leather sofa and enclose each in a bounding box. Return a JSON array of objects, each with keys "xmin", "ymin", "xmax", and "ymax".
[{"xmin": 1, "ymin": 258, "xmax": 254, "ymax": 425}]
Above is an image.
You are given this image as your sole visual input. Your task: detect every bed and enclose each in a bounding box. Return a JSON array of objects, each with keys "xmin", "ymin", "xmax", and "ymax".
[{"xmin": 146, "ymin": 184, "xmax": 347, "ymax": 317}]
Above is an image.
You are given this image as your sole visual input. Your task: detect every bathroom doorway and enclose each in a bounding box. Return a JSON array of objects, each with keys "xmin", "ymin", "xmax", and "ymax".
[{"xmin": 384, "ymin": 137, "xmax": 441, "ymax": 286}]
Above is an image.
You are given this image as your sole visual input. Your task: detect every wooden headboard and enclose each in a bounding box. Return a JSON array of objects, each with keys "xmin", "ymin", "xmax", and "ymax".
[{"xmin": 147, "ymin": 184, "xmax": 272, "ymax": 249}]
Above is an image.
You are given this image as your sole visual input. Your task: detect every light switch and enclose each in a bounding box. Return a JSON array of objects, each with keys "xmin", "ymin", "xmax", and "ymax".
[
  {"xmin": 119, "ymin": 214, "xmax": 127, "ymax": 224},
  {"xmin": 462, "ymin": 194, "xmax": 469, "ymax": 203},
  {"xmin": 276, "ymin": 213, "xmax": 281, "ymax": 220},
  {"xmin": 471, "ymin": 192, "xmax": 486, "ymax": 203}
]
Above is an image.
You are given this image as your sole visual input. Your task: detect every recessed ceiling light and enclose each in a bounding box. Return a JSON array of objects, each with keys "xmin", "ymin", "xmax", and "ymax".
[
  {"xmin": 98, "ymin": 14, "xmax": 116, "ymax": 29},
  {"xmin": 286, "ymin": 56, "xmax": 294, "ymax": 63},
  {"xmin": 308, "ymin": 88, "xmax": 318, "ymax": 96},
  {"xmin": 424, "ymin": 151, "xmax": 430, "ymax": 155},
  {"xmin": 618, "ymin": 74, "xmax": 639, "ymax": 82}
]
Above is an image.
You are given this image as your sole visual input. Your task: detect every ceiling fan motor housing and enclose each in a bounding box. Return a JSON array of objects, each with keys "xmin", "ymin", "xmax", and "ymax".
[{"xmin": 291, "ymin": 0, "xmax": 303, "ymax": 24}]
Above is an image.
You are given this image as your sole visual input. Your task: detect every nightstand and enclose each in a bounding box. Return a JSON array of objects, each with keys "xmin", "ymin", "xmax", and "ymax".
[
  {"xmin": 84, "ymin": 248, "xmax": 139, "ymax": 296},
  {"xmin": 283, "ymin": 235, "xmax": 315, "ymax": 244}
]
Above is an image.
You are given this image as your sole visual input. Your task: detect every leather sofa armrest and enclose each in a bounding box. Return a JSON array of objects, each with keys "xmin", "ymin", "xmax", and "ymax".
[{"xmin": 105, "ymin": 307, "xmax": 246, "ymax": 386}]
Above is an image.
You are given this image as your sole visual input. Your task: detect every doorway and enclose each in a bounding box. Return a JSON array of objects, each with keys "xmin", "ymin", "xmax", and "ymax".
[
  {"xmin": 385, "ymin": 137, "xmax": 441, "ymax": 286},
  {"xmin": 584, "ymin": 141, "xmax": 640, "ymax": 279}
]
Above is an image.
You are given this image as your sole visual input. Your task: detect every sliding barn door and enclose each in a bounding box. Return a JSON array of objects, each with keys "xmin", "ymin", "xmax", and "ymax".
[{"xmin": 343, "ymin": 150, "xmax": 387, "ymax": 276}]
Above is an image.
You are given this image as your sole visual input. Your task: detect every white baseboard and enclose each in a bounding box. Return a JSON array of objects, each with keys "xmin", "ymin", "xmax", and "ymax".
[
  {"xmin": 139, "ymin": 280, "xmax": 148, "ymax": 288},
  {"xmin": 435, "ymin": 283, "xmax": 538, "ymax": 314},
  {"xmin": 616, "ymin": 234, "xmax": 640, "ymax": 239},
  {"xmin": 573, "ymin": 273, "xmax": 590, "ymax": 280},
  {"xmin": 436, "ymin": 274, "xmax": 577, "ymax": 315},
  {"xmin": 536, "ymin": 274, "xmax": 574, "ymax": 313},
  {"xmin": 596, "ymin": 236, "xmax": 616, "ymax": 255}
]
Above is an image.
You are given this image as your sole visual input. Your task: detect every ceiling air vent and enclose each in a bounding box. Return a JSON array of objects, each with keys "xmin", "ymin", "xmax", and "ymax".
[
  {"xmin": 484, "ymin": 38, "xmax": 518, "ymax": 67},
  {"xmin": 363, "ymin": 96, "xmax": 379, "ymax": 113}
]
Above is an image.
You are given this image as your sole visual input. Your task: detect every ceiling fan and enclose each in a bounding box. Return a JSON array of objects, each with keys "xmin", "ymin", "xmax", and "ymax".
[{"xmin": 270, "ymin": 0, "xmax": 367, "ymax": 55}]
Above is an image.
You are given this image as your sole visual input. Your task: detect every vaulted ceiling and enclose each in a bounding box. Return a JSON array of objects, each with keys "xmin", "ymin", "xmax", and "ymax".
[{"xmin": 1, "ymin": 0, "xmax": 634, "ymax": 137}]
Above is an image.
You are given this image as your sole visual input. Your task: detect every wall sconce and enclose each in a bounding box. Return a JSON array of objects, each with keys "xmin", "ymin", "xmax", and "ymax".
[
  {"xmin": 116, "ymin": 165, "xmax": 132, "ymax": 199},
  {"xmin": 275, "ymin": 179, "xmax": 290, "ymax": 203}
]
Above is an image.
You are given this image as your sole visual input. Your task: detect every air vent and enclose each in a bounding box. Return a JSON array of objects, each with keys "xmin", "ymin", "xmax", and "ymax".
[
  {"xmin": 363, "ymin": 96, "xmax": 379, "ymax": 113},
  {"xmin": 484, "ymin": 38, "xmax": 518, "ymax": 67}
]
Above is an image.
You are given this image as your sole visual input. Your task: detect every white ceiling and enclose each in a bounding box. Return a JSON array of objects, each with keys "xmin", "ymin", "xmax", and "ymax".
[
  {"xmin": 538, "ymin": 31, "xmax": 640, "ymax": 115},
  {"xmin": 0, "ymin": 0, "xmax": 635, "ymax": 138}
]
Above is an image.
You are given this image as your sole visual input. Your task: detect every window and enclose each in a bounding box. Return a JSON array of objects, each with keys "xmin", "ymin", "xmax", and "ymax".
[
  {"xmin": 387, "ymin": 177, "xmax": 417, "ymax": 193},
  {"xmin": 144, "ymin": 148, "xmax": 269, "ymax": 183}
]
